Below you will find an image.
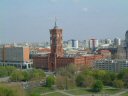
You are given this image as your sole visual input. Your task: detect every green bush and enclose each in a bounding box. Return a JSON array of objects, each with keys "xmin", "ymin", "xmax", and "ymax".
[
  {"xmin": 92, "ymin": 80, "xmax": 103, "ymax": 92},
  {"xmin": 10, "ymin": 69, "xmax": 46, "ymax": 82},
  {"xmin": 10, "ymin": 70, "xmax": 24, "ymax": 81},
  {"xmin": 0, "ymin": 66, "xmax": 16, "ymax": 77},
  {"xmin": 76, "ymin": 74, "xmax": 85, "ymax": 87},
  {"xmin": 46, "ymin": 76, "xmax": 55, "ymax": 87},
  {"xmin": 113, "ymin": 80, "xmax": 124, "ymax": 88},
  {"xmin": 0, "ymin": 84, "xmax": 25, "ymax": 96},
  {"xmin": 31, "ymin": 69, "xmax": 46, "ymax": 80},
  {"xmin": 0, "ymin": 87, "xmax": 15, "ymax": 96}
]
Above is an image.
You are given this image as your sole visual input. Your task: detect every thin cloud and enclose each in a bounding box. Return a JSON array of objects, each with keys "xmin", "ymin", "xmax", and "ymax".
[
  {"xmin": 83, "ymin": 7, "xmax": 88, "ymax": 12},
  {"xmin": 72, "ymin": 0, "xmax": 80, "ymax": 3},
  {"xmin": 50, "ymin": 0, "xmax": 58, "ymax": 3}
]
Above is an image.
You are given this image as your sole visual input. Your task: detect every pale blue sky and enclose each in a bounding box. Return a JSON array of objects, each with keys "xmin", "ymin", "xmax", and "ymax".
[{"xmin": 0, "ymin": 0, "xmax": 128, "ymax": 43}]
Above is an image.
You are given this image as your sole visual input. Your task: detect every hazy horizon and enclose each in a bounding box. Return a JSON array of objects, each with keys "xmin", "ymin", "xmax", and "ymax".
[{"xmin": 0, "ymin": 0, "xmax": 128, "ymax": 43}]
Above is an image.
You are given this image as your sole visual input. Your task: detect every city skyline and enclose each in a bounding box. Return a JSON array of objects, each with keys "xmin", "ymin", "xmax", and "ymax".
[{"xmin": 0, "ymin": 0, "xmax": 128, "ymax": 43}]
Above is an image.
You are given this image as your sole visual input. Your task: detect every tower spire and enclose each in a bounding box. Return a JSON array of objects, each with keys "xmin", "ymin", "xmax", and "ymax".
[{"xmin": 54, "ymin": 17, "xmax": 58, "ymax": 28}]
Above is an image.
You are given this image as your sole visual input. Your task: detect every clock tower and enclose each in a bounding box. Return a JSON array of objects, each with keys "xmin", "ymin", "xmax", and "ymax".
[{"xmin": 48, "ymin": 21, "xmax": 64, "ymax": 71}]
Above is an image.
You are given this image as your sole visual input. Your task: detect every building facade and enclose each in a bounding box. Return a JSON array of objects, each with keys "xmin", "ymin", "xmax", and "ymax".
[
  {"xmin": 67, "ymin": 39, "xmax": 79, "ymax": 49},
  {"xmin": 0, "ymin": 45, "xmax": 32, "ymax": 69},
  {"xmin": 94, "ymin": 59, "xmax": 128, "ymax": 72},
  {"xmin": 89, "ymin": 39, "xmax": 99, "ymax": 51},
  {"xmin": 114, "ymin": 30, "xmax": 128, "ymax": 59},
  {"xmin": 114, "ymin": 37, "xmax": 121, "ymax": 47},
  {"xmin": 33, "ymin": 23, "xmax": 106, "ymax": 71}
]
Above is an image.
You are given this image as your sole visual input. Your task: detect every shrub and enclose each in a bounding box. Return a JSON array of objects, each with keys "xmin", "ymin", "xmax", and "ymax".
[
  {"xmin": 92, "ymin": 80, "xmax": 103, "ymax": 92},
  {"xmin": 46, "ymin": 76, "xmax": 55, "ymax": 87}
]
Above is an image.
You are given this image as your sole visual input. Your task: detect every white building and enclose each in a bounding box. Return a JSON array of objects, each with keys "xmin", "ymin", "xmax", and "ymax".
[
  {"xmin": 82, "ymin": 40, "xmax": 89, "ymax": 49},
  {"xmin": 67, "ymin": 39, "xmax": 79, "ymax": 49},
  {"xmin": 114, "ymin": 38, "xmax": 121, "ymax": 46},
  {"xmin": 105, "ymin": 39, "xmax": 112, "ymax": 44},
  {"xmin": 89, "ymin": 39, "xmax": 99, "ymax": 51}
]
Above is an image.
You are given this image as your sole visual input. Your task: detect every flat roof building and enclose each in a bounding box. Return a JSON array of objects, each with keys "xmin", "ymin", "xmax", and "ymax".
[
  {"xmin": 94, "ymin": 59, "xmax": 128, "ymax": 72},
  {"xmin": 0, "ymin": 45, "xmax": 32, "ymax": 69}
]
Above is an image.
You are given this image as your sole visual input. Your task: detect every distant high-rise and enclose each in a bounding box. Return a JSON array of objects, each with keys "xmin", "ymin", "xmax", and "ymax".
[
  {"xmin": 125, "ymin": 30, "xmax": 128, "ymax": 59},
  {"xmin": 67, "ymin": 39, "xmax": 79, "ymax": 49},
  {"xmin": 116, "ymin": 30, "xmax": 128, "ymax": 59},
  {"xmin": 125, "ymin": 30, "xmax": 128, "ymax": 47},
  {"xmin": 89, "ymin": 39, "xmax": 99, "ymax": 51},
  {"xmin": 105, "ymin": 39, "xmax": 112, "ymax": 44},
  {"xmin": 114, "ymin": 38, "xmax": 121, "ymax": 47}
]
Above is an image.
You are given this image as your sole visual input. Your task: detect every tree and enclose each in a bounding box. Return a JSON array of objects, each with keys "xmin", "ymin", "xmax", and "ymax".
[
  {"xmin": 92, "ymin": 80, "xmax": 103, "ymax": 92},
  {"xmin": 92, "ymin": 70, "xmax": 117, "ymax": 86},
  {"xmin": 55, "ymin": 64, "xmax": 77, "ymax": 89},
  {"xmin": 118, "ymin": 69, "xmax": 128, "ymax": 87},
  {"xmin": 66, "ymin": 64, "xmax": 77, "ymax": 78},
  {"xmin": 56, "ymin": 76, "xmax": 66, "ymax": 89},
  {"xmin": 0, "ymin": 66, "xmax": 16, "ymax": 77},
  {"xmin": 46, "ymin": 75, "xmax": 55, "ymax": 87},
  {"xmin": 56, "ymin": 64, "xmax": 77, "ymax": 78},
  {"xmin": 10, "ymin": 70, "xmax": 24, "ymax": 81},
  {"xmin": 102, "ymin": 71, "xmax": 117, "ymax": 86},
  {"xmin": 0, "ymin": 86, "xmax": 15, "ymax": 96},
  {"xmin": 0, "ymin": 66, "xmax": 8, "ymax": 77},
  {"xmin": 6, "ymin": 66, "xmax": 16, "ymax": 76},
  {"xmin": 109, "ymin": 72, "xmax": 117, "ymax": 81},
  {"xmin": 32, "ymin": 69, "xmax": 46, "ymax": 81},
  {"xmin": 76, "ymin": 74, "xmax": 85, "ymax": 87},
  {"xmin": 93, "ymin": 70, "xmax": 106, "ymax": 80},
  {"xmin": 83, "ymin": 75, "xmax": 94, "ymax": 88},
  {"xmin": 113, "ymin": 80, "xmax": 124, "ymax": 88},
  {"xmin": 10, "ymin": 69, "xmax": 46, "ymax": 82},
  {"xmin": 0, "ymin": 83, "xmax": 25, "ymax": 96},
  {"xmin": 82, "ymin": 68, "xmax": 93, "ymax": 76},
  {"xmin": 22, "ymin": 71, "xmax": 31, "ymax": 81}
]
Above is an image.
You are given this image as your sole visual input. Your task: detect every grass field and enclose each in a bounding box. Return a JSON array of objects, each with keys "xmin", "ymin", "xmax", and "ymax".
[
  {"xmin": 42, "ymin": 92, "xmax": 68, "ymax": 96},
  {"xmin": 26, "ymin": 87, "xmax": 55, "ymax": 96},
  {"xmin": 65, "ymin": 88, "xmax": 91, "ymax": 95},
  {"xmin": 103, "ymin": 89, "xmax": 121, "ymax": 94},
  {"xmin": 65, "ymin": 88, "xmax": 121, "ymax": 95},
  {"xmin": 26, "ymin": 86, "xmax": 123, "ymax": 96},
  {"xmin": 122, "ymin": 92, "xmax": 128, "ymax": 96}
]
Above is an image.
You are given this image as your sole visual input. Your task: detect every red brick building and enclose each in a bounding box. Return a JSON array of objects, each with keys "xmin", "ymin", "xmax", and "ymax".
[{"xmin": 33, "ymin": 23, "xmax": 105, "ymax": 71}]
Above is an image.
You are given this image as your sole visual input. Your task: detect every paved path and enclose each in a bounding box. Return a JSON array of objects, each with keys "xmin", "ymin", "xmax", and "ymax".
[
  {"xmin": 41, "ymin": 91, "xmax": 57, "ymax": 95},
  {"xmin": 58, "ymin": 90, "xmax": 74, "ymax": 96},
  {"xmin": 41, "ymin": 90, "xmax": 75, "ymax": 96},
  {"xmin": 111, "ymin": 89, "xmax": 128, "ymax": 96},
  {"xmin": 41, "ymin": 89, "xmax": 128, "ymax": 96}
]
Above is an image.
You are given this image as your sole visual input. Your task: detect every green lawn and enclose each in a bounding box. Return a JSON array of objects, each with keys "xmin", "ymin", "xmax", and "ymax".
[
  {"xmin": 42, "ymin": 92, "xmax": 68, "ymax": 96},
  {"xmin": 26, "ymin": 87, "xmax": 55, "ymax": 96},
  {"xmin": 122, "ymin": 92, "xmax": 128, "ymax": 96},
  {"xmin": 65, "ymin": 89, "xmax": 91, "ymax": 95},
  {"xmin": 65, "ymin": 88, "xmax": 121, "ymax": 95},
  {"xmin": 102, "ymin": 89, "xmax": 121, "ymax": 94},
  {"xmin": 26, "ymin": 86, "xmax": 123, "ymax": 96}
]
